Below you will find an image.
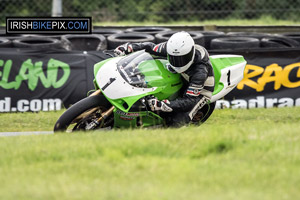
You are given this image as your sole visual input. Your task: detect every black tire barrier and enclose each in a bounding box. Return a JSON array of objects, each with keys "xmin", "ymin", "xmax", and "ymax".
[
  {"xmin": 155, "ymin": 31, "xmax": 205, "ymax": 46},
  {"xmin": 125, "ymin": 27, "xmax": 172, "ymax": 36},
  {"xmin": 0, "ymin": 29, "xmax": 24, "ymax": 41},
  {"xmin": 197, "ymin": 31, "xmax": 226, "ymax": 49},
  {"xmin": 260, "ymin": 35, "xmax": 300, "ymax": 48},
  {"xmin": 12, "ymin": 37, "xmax": 62, "ymax": 49},
  {"xmin": 61, "ymin": 34, "xmax": 107, "ymax": 51},
  {"xmin": 0, "ymin": 35, "xmax": 23, "ymax": 41},
  {"xmin": 0, "ymin": 37, "xmax": 11, "ymax": 47},
  {"xmin": 23, "ymin": 34, "xmax": 64, "ymax": 40},
  {"xmin": 280, "ymin": 32, "xmax": 300, "ymax": 43},
  {"xmin": 92, "ymin": 29, "xmax": 123, "ymax": 37},
  {"xmin": 226, "ymin": 32, "xmax": 271, "ymax": 40},
  {"xmin": 107, "ymin": 33, "xmax": 155, "ymax": 50},
  {"xmin": 210, "ymin": 37, "xmax": 260, "ymax": 50}
]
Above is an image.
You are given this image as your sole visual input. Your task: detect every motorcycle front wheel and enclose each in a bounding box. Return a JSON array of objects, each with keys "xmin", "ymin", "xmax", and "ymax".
[{"xmin": 53, "ymin": 94, "xmax": 112, "ymax": 132}]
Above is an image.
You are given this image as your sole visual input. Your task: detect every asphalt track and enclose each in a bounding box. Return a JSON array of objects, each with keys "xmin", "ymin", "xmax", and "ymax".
[{"xmin": 0, "ymin": 131, "xmax": 53, "ymax": 137}]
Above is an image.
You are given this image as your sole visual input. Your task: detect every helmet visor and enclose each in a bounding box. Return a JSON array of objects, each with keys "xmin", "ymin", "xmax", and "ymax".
[{"xmin": 167, "ymin": 46, "xmax": 194, "ymax": 68}]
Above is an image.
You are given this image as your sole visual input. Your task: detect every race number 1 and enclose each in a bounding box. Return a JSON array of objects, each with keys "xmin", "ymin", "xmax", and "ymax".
[{"xmin": 227, "ymin": 70, "xmax": 231, "ymax": 86}]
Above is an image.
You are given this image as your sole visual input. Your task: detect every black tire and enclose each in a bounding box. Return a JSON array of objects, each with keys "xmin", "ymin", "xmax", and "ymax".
[
  {"xmin": 107, "ymin": 33, "xmax": 155, "ymax": 50},
  {"xmin": 125, "ymin": 27, "xmax": 171, "ymax": 36},
  {"xmin": 260, "ymin": 35, "xmax": 300, "ymax": 48},
  {"xmin": 210, "ymin": 37, "xmax": 260, "ymax": 50},
  {"xmin": 12, "ymin": 37, "xmax": 62, "ymax": 49},
  {"xmin": 54, "ymin": 94, "xmax": 112, "ymax": 132},
  {"xmin": 192, "ymin": 102, "xmax": 216, "ymax": 124},
  {"xmin": 226, "ymin": 32, "xmax": 270, "ymax": 40},
  {"xmin": 23, "ymin": 34, "xmax": 64, "ymax": 40},
  {"xmin": 0, "ymin": 29, "xmax": 23, "ymax": 41},
  {"xmin": 280, "ymin": 32, "xmax": 300, "ymax": 43},
  {"xmin": 155, "ymin": 31, "xmax": 205, "ymax": 46},
  {"xmin": 198, "ymin": 31, "xmax": 226, "ymax": 49},
  {"xmin": 92, "ymin": 28, "xmax": 123, "ymax": 37},
  {"xmin": 61, "ymin": 34, "xmax": 107, "ymax": 51},
  {"xmin": 0, "ymin": 37, "xmax": 11, "ymax": 47}
]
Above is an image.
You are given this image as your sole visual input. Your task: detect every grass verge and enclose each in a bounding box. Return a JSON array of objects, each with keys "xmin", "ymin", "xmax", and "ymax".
[{"xmin": 0, "ymin": 107, "xmax": 299, "ymax": 199}]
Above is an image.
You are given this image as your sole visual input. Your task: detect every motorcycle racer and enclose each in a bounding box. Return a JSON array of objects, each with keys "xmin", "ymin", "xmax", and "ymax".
[{"xmin": 114, "ymin": 31, "xmax": 215, "ymax": 126}]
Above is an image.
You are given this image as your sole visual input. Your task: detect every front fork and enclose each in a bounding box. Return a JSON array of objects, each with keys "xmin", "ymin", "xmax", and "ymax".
[{"xmin": 85, "ymin": 90, "xmax": 115, "ymax": 130}]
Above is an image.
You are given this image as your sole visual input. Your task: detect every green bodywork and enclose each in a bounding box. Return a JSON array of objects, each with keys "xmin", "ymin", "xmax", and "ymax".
[{"xmin": 93, "ymin": 54, "xmax": 245, "ymax": 128}]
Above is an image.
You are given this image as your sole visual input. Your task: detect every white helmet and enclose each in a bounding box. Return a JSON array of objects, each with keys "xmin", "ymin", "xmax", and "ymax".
[{"xmin": 167, "ymin": 31, "xmax": 195, "ymax": 73}]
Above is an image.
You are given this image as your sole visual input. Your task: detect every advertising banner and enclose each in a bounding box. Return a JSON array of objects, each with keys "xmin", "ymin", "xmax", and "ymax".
[
  {"xmin": 1, "ymin": 47, "xmax": 300, "ymax": 112},
  {"xmin": 210, "ymin": 48, "xmax": 300, "ymax": 108},
  {"xmin": 0, "ymin": 48, "xmax": 109, "ymax": 112}
]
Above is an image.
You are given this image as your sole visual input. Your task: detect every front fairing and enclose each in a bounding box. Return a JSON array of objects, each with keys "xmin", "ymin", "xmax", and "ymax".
[{"xmin": 94, "ymin": 51, "xmax": 183, "ymax": 112}]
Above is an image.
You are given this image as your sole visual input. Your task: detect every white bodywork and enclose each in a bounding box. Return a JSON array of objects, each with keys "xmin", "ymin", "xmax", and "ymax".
[
  {"xmin": 96, "ymin": 57, "xmax": 157, "ymax": 100},
  {"xmin": 210, "ymin": 55, "xmax": 247, "ymax": 102}
]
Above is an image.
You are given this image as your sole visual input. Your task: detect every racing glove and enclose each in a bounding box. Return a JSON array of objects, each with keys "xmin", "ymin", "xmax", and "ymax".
[
  {"xmin": 148, "ymin": 98, "xmax": 173, "ymax": 112},
  {"xmin": 114, "ymin": 43, "xmax": 134, "ymax": 56}
]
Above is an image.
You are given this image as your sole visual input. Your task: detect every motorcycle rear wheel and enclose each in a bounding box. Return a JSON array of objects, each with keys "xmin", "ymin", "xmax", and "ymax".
[
  {"xmin": 54, "ymin": 94, "xmax": 112, "ymax": 132},
  {"xmin": 192, "ymin": 102, "xmax": 216, "ymax": 124}
]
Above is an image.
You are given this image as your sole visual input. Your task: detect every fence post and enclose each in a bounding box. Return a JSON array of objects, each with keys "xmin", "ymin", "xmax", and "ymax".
[{"xmin": 52, "ymin": 0, "xmax": 63, "ymax": 17}]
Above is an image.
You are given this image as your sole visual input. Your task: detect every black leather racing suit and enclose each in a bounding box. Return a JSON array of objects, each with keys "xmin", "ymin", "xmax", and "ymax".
[{"xmin": 129, "ymin": 42, "xmax": 215, "ymax": 126}]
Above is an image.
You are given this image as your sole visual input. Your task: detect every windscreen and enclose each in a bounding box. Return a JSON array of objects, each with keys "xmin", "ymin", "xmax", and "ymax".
[{"xmin": 117, "ymin": 51, "xmax": 153, "ymax": 88}]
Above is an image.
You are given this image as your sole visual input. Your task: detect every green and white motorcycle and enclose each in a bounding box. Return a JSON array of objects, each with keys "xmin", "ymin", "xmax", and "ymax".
[{"xmin": 54, "ymin": 50, "xmax": 246, "ymax": 132}]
